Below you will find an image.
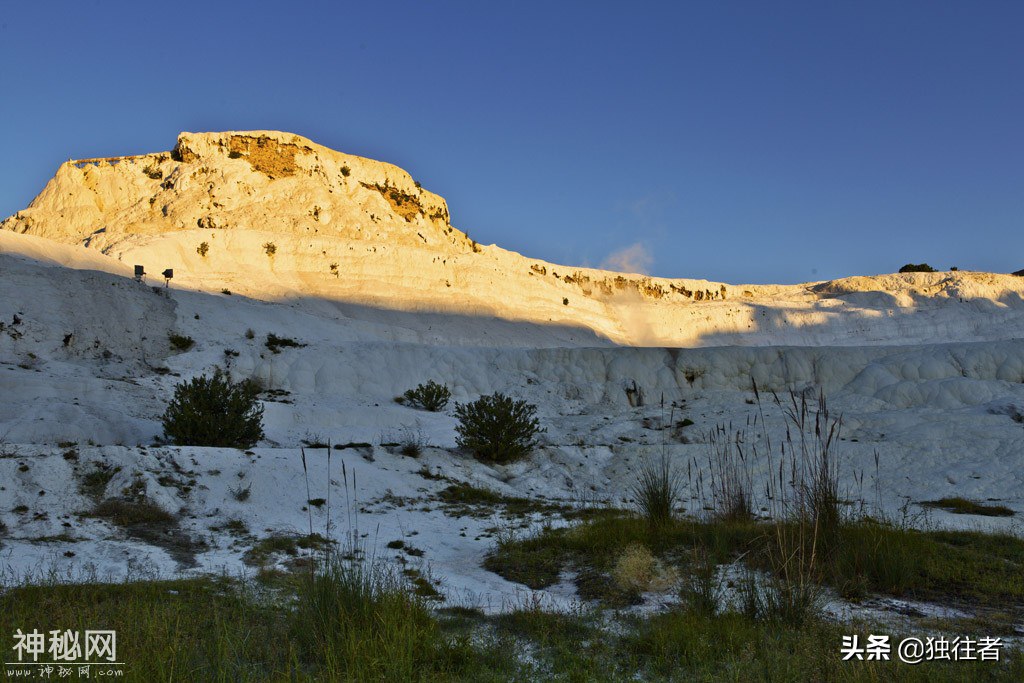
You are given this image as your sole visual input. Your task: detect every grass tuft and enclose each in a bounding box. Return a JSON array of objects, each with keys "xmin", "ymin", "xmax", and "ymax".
[{"xmin": 632, "ymin": 454, "xmax": 681, "ymax": 528}]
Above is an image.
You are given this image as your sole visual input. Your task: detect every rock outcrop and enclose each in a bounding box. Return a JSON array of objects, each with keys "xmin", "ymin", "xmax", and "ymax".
[{"xmin": 5, "ymin": 130, "xmax": 1024, "ymax": 348}]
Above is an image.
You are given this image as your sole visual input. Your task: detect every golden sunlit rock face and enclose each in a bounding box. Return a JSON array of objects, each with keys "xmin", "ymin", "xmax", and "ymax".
[{"xmin": 4, "ymin": 130, "xmax": 1024, "ymax": 348}]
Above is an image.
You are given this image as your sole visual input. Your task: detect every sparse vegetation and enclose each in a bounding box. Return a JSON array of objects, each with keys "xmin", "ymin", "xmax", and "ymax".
[
  {"xmin": 265, "ymin": 333, "xmax": 306, "ymax": 354},
  {"xmin": 394, "ymin": 427, "xmax": 428, "ymax": 458},
  {"xmin": 680, "ymin": 546, "xmax": 720, "ymax": 616},
  {"xmin": 486, "ymin": 508, "xmax": 1024, "ymax": 615},
  {"xmin": 334, "ymin": 441, "xmax": 373, "ymax": 450},
  {"xmin": 79, "ymin": 465, "xmax": 120, "ymax": 499},
  {"xmin": 921, "ymin": 497, "xmax": 1015, "ymax": 517},
  {"xmin": 197, "ymin": 241, "xmax": 209, "ymax": 257},
  {"xmin": 242, "ymin": 533, "xmax": 332, "ymax": 567},
  {"xmin": 401, "ymin": 380, "xmax": 451, "ymax": 411},
  {"xmin": 263, "ymin": 241, "xmax": 277, "ymax": 256},
  {"xmin": 229, "ymin": 482, "xmax": 252, "ymax": 502},
  {"xmin": 90, "ymin": 497, "xmax": 176, "ymax": 527},
  {"xmin": 1, "ymin": 570, "xmax": 1018, "ymax": 681},
  {"xmin": 705, "ymin": 424, "xmax": 755, "ymax": 522},
  {"xmin": 301, "ymin": 433, "xmax": 330, "ymax": 448},
  {"xmin": 169, "ymin": 333, "xmax": 195, "ymax": 351},
  {"xmin": 899, "ymin": 262, "xmax": 937, "ymax": 273},
  {"xmin": 437, "ymin": 482, "xmax": 576, "ymax": 519},
  {"xmin": 632, "ymin": 454, "xmax": 681, "ymax": 528},
  {"xmin": 454, "ymin": 392, "xmax": 544, "ymax": 463},
  {"xmin": 161, "ymin": 367, "xmax": 264, "ymax": 448}
]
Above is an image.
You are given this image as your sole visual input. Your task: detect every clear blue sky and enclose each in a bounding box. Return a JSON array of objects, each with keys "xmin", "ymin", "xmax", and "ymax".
[{"xmin": 1, "ymin": 1, "xmax": 1021, "ymax": 283}]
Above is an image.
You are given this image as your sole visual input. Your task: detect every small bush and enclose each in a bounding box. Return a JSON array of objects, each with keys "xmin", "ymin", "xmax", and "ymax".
[
  {"xmin": 612, "ymin": 544, "xmax": 676, "ymax": 594},
  {"xmin": 263, "ymin": 242, "xmax": 277, "ymax": 256},
  {"xmin": 229, "ymin": 482, "xmax": 252, "ymax": 502},
  {"xmin": 898, "ymin": 263, "xmax": 936, "ymax": 273},
  {"xmin": 169, "ymin": 334, "xmax": 195, "ymax": 351},
  {"xmin": 454, "ymin": 393, "xmax": 543, "ymax": 463},
  {"xmin": 161, "ymin": 368, "xmax": 264, "ymax": 448},
  {"xmin": 398, "ymin": 425, "xmax": 431, "ymax": 458},
  {"xmin": 197, "ymin": 242, "xmax": 209, "ymax": 257},
  {"xmin": 265, "ymin": 333, "xmax": 306, "ymax": 354},
  {"xmin": 612, "ymin": 544, "xmax": 657, "ymax": 592},
  {"xmin": 340, "ymin": 165, "xmax": 351, "ymax": 177},
  {"xmin": 402, "ymin": 381, "xmax": 451, "ymax": 412}
]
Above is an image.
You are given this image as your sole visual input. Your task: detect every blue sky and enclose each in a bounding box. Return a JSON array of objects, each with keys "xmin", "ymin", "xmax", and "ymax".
[{"xmin": 1, "ymin": 1, "xmax": 1020, "ymax": 283}]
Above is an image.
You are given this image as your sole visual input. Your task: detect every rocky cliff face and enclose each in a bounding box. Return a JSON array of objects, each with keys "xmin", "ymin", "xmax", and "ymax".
[
  {"xmin": 2, "ymin": 131, "xmax": 457, "ymax": 253},
  {"xmin": 5, "ymin": 131, "xmax": 1024, "ymax": 348}
]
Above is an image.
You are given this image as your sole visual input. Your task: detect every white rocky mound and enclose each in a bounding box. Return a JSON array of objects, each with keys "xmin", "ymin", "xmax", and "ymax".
[
  {"xmin": 1, "ymin": 132, "xmax": 1022, "ymax": 612},
  {"xmin": 6, "ymin": 130, "xmax": 1024, "ymax": 347}
]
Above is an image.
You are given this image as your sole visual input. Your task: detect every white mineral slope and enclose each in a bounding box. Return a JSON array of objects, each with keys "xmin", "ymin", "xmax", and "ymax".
[
  {"xmin": 2, "ymin": 133, "xmax": 1024, "ymax": 616},
  {"xmin": 5, "ymin": 130, "xmax": 1024, "ymax": 348}
]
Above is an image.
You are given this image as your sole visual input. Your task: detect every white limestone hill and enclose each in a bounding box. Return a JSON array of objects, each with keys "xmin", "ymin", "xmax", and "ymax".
[
  {"xmin": 5, "ymin": 130, "xmax": 1024, "ymax": 348},
  {"xmin": 2, "ymin": 132, "xmax": 1024, "ymax": 617}
]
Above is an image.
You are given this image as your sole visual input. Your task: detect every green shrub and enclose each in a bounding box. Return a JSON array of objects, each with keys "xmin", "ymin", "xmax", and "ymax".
[
  {"xmin": 161, "ymin": 368, "xmax": 264, "ymax": 448},
  {"xmin": 168, "ymin": 334, "xmax": 195, "ymax": 351},
  {"xmin": 454, "ymin": 393, "xmax": 543, "ymax": 463},
  {"xmin": 402, "ymin": 380, "xmax": 451, "ymax": 411},
  {"xmin": 197, "ymin": 241, "xmax": 209, "ymax": 257},
  {"xmin": 263, "ymin": 242, "xmax": 277, "ymax": 256},
  {"xmin": 898, "ymin": 263, "xmax": 936, "ymax": 273},
  {"xmin": 265, "ymin": 333, "xmax": 306, "ymax": 354}
]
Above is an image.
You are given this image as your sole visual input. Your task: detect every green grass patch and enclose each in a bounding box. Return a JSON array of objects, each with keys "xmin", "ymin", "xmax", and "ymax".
[
  {"xmin": 86, "ymin": 497, "xmax": 205, "ymax": 567},
  {"xmin": 0, "ymin": 568, "xmax": 512, "ymax": 681},
  {"xmin": 921, "ymin": 497, "xmax": 1015, "ymax": 517},
  {"xmin": 242, "ymin": 532, "xmax": 333, "ymax": 566},
  {"xmin": 78, "ymin": 465, "xmax": 121, "ymax": 499},
  {"xmin": 89, "ymin": 498, "xmax": 175, "ymax": 526},
  {"xmin": 0, "ymin": 568, "xmax": 1020, "ymax": 681},
  {"xmin": 626, "ymin": 609, "xmax": 1022, "ymax": 682},
  {"xmin": 436, "ymin": 481, "xmax": 606, "ymax": 521},
  {"xmin": 486, "ymin": 514, "xmax": 1024, "ymax": 612}
]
